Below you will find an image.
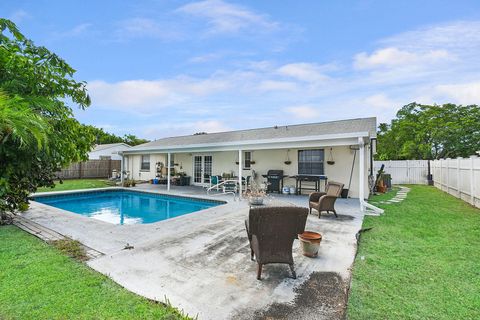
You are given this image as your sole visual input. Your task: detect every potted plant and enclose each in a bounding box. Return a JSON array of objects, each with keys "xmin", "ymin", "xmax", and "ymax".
[
  {"xmin": 130, "ymin": 179, "xmax": 136, "ymax": 187},
  {"xmin": 246, "ymin": 180, "xmax": 266, "ymax": 205},
  {"xmin": 327, "ymin": 148, "xmax": 335, "ymax": 165},
  {"xmin": 284, "ymin": 149, "xmax": 292, "ymax": 165}
]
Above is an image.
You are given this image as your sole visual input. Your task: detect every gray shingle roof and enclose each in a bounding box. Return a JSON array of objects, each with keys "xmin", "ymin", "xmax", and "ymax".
[
  {"xmin": 128, "ymin": 117, "xmax": 376, "ymax": 151},
  {"xmin": 92, "ymin": 143, "xmax": 131, "ymax": 152}
]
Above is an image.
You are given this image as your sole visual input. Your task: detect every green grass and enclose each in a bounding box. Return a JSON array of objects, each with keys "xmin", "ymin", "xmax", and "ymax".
[
  {"xmin": 0, "ymin": 225, "xmax": 188, "ymax": 320},
  {"xmin": 49, "ymin": 239, "xmax": 88, "ymax": 262},
  {"xmin": 37, "ymin": 179, "xmax": 113, "ymax": 192},
  {"xmin": 348, "ymin": 185, "xmax": 480, "ymax": 319},
  {"xmin": 368, "ymin": 186, "xmax": 400, "ymax": 202}
]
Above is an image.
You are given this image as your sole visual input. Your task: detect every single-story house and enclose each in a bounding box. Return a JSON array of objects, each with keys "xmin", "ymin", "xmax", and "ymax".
[
  {"xmin": 89, "ymin": 143, "xmax": 131, "ymax": 160},
  {"xmin": 120, "ymin": 117, "xmax": 379, "ymax": 212}
]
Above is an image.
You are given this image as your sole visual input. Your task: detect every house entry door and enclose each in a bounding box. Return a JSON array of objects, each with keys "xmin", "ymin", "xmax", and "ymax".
[{"xmin": 193, "ymin": 155, "xmax": 213, "ymax": 185}]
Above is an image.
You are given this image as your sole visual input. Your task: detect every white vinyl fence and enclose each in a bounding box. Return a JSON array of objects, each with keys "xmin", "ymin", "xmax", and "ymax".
[
  {"xmin": 432, "ymin": 156, "xmax": 480, "ymax": 209},
  {"xmin": 374, "ymin": 160, "xmax": 429, "ymax": 184}
]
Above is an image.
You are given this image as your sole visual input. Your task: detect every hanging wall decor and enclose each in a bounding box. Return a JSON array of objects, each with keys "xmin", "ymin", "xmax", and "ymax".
[
  {"xmin": 327, "ymin": 148, "xmax": 335, "ymax": 165},
  {"xmin": 284, "ymin": 149, "xmax": 292, "ymax": 165}
]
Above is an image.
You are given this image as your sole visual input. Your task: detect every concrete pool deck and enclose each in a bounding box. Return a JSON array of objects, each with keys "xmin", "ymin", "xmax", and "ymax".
[{"xmin": 23, "ymin": 185, "xmax": 365, "ymax": 319}]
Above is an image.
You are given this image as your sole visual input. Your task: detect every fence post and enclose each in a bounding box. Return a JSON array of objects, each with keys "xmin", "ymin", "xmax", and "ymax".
[
  {"xmin": 78, "ymin": 162, "xmax": 82, "ymax": 179},
  {"xmin": 439, "ymin": 160, "xmax": 443, "ymax": 189},
  {"xmin": 457, "ymin": 157, "xmax": 461, "ymax": 197},
  {"xmin": 446, "ymin": 158, "xmax": 450, "ymax": 194},
  {"xmin": 471, "ymin": 156, "xmax": 476, "ymax": 205},
  {"xmin": 406, "ymin": 160, "xmax": 410, "ymax": 184}
]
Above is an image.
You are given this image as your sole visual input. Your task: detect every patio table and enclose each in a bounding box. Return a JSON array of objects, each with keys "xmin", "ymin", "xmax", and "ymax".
[{"xmin": 291, "ymin": 175, "xmax": 328, "ymax": 195}]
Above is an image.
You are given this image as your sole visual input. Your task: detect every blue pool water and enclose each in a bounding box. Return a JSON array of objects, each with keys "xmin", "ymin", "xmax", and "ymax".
[{"xmin": 34, "ymin": 190, "xmax": 223, "ymax": 225}]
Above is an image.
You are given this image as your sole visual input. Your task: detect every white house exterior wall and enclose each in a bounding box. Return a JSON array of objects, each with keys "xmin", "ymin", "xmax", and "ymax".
[
  {"xmin": 126, "ymin": 145, "xmax": 371, "ymax": 199},
  {"xmin": 88, "ymin": 145, "xmax": 130, "ymax": 160}
]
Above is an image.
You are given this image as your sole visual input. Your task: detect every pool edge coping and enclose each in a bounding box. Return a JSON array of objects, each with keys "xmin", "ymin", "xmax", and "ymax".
[{"xmin": 31, "ymin": 187, "xmax": 228, "ymax": 205}]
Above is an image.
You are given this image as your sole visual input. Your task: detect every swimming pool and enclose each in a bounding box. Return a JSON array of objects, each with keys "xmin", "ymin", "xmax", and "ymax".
[{"xmin": 33, "ymin": 190, "xmax": 224, "ymax": 225}]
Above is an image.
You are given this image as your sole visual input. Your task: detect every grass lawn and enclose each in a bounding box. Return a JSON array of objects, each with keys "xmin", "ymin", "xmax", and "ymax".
[
  {"xmin": 36, "ymin": 179, "xmax": 113, "ymax": 192},
  {"xmin": 0, "ymin": 225, "xmax": 188, "ymax": 320},
  {"xmin": 347, "ymin": 185, "xmax": 480, "ymax": 319}
]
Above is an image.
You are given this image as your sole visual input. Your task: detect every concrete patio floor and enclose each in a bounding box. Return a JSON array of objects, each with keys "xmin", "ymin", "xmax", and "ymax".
[{"xmin": 23, "ymin": 184, "xmax": 365, "ymax": 320}]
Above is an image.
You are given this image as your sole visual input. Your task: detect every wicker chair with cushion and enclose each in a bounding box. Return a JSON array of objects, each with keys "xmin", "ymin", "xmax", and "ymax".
[
  {"xmin": 309, "ymin": 181, "xmax": 344, "ymax": 218},
  {"xmin": 245, "ymin": 206, "xmax": 308, "ymax": 280}
]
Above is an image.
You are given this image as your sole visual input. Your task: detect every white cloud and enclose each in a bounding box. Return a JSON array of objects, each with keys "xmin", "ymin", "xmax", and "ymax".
[
  {"xmin": 8, "ymin": 10, "xmax": 30, "ymax": 23},
  {"xmin": 277, "ymin": 63, "xmax": 330, "ymax": 83},
  {"xmin": 380, "ymin": 21, "xmax": 480, "ymax": 53},
  {"xmin": 194, "ymin": 120, "xmax": 231, "ymax": 133},
  {"xmin": 177, "ymin": 0, "xmax": 278, "ymax": 34},
  {"xmin": 54, "ymin": 23, "xmax": 92, "ymax": 38},
  {"xmin": 433, "ymin": 82, "xmax": 480, "ymax": 105},
  {"xmin": 116, "ymin": 18, "xmax": 181, "ymax": 40},
  {"xmin": 143, "ymin": 120, "xmax": 230, "ymax": 138},
  {"xmin": 188, "ymin": 53, "xmax": 222, "ymax": 63},
  {"xmin": 258, "ymin": 80, "xmax": 298, "ymax": 92},
  {"xmin": 283, "ymin": 105, "xmax": 320, "ymax": 119},
  {"xmin": 354, "ymin": 47, "xmax": 451, "ymax": 70},
  {"xmin": 363, "ymin": 94, "xmax": 398, "ymax": 110},
  {"xmin": 88, "ymin": 77, "xmax": 231, "ymax": 111}
]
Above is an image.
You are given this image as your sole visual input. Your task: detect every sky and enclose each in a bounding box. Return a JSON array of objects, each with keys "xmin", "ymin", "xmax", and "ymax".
[{"xmin": 3, "ymin": 0, "xmax": 480, "ymax": 140}]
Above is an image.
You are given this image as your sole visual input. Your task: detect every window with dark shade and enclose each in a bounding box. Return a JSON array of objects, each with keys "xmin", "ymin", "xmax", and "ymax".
[
  {"xmin": 141, "ymin": 155, "xmax": 150, "ymax": 170},
  {"xmin": 244, "ymin": 151, "xmax": 251, "ymax": 169},
  {"xmin": 298, "ymin": 149, "xmax": 324, "ymax": 175}
]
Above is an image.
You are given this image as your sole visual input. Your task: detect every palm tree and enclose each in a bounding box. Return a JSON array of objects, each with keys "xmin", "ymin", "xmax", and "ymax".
[{"xmin": 0, "ymin": 91, "xmax": 48, "ymax": 149}]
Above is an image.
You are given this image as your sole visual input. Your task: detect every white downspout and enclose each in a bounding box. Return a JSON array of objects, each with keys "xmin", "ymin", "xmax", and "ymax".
[
  {"xmin": 359, "ymin": 137, "xmax": 365, "ymax": 211},
  {"xmin": 167, "ymin": 152, "xmax": 171, "ymax": 191},
  {"xmin": 238, "ymin": 149, "xmax": 242, "ymax": 198},
  {"xmin": 359, "ymin": 137, "xmax": 384, "ymax": 215}
]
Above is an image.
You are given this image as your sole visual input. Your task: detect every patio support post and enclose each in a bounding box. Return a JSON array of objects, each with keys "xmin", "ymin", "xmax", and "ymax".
[
  {"xmin": 359, "ymin": 137, "xmax": 365, "ymax": 211},
  {"xmin": 167, "ymin": 152, "xmax": 171, "ymax": 191},
  {"xmin": 120, "ymin": 153, "xmax": 124, "ymax": 184},
  {"xmin": 238, "ymin": 149, "xmax": 242, "ymax": 198}
]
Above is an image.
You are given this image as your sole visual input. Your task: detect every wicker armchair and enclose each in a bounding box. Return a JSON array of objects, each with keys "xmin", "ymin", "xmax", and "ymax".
[
  {"xmin": 309, "ymin": 181, "xmax": 344, "ymax": 218},
  {"xmin": 245, "ymin": 206, "xmax": 308, "ymax": 280}
]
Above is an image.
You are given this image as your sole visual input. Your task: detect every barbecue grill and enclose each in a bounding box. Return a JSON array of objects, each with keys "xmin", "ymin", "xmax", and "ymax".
[{"xmin": 262, "ymin": 170, "xmax": 288, "ymax": 193}]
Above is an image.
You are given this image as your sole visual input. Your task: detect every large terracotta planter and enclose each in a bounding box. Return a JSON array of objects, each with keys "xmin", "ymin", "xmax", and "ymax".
[{"xmin": 299, "ymin": 231, "xmax": 322, "ymax": 257}]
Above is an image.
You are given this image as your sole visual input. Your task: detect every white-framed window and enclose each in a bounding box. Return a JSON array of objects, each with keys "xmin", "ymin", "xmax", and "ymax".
[
  {"xmin": 244, "ymin": 151, "xmax": 251, "ymax": 170},
  {"xmin": 141, "ymin": 155, "xmax": 150, "ymax": 171},
  {"xmin": 298, "ymin": 149, "xmax": 324, "ymax": 175}
]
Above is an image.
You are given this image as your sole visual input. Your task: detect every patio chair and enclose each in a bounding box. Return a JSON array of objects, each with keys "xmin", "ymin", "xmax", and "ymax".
[
  {"xmin": 309, "ymin": 181, "xmax": 344, "ymax": 218},
  {"xmin": 245, "ymin": 206, "xmax": 308, "ymax": 280},
  {"xmin": 209, "ymin": 175, "xmax": 223, "ymax": 190}
]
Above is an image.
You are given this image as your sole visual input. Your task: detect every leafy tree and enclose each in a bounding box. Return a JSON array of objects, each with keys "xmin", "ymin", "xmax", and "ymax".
[
  {"xmin": 86, "ymin": 125, "xmax": 124, "ymax": 144},
  {"xmin": 376, "ymin": 103, "xmax": 480, "ymax": 160},
  {"xmin": 86, "ymin": 125, "xmax": 149, "ymax": 146},
  {"xmin": 122, "ymin": 134, "xmax": 149, "ymax": 146},
  {"xmin": 0, "ymin": 19, "xmax": 94, "ymax": 220}
]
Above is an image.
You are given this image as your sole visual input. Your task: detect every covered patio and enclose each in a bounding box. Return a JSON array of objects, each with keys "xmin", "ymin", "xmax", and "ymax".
[{"xmin": 121, "ymin": 123, "xmax": 380, "ymax": 214}]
